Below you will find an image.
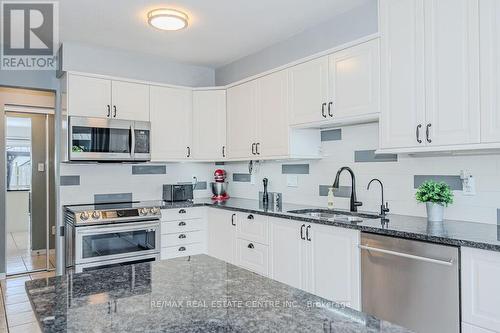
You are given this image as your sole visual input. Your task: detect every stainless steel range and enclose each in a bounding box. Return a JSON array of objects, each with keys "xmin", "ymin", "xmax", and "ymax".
[{"xmin": 65, "ymin": 201, "xmax": 162, "ymax": 273}]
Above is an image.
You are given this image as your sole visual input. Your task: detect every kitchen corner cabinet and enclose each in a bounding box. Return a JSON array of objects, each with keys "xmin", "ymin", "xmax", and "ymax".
[
  {"xmin": 66, "ymin": 73, "xmax": 149, "ymax": 121},
  {"xmin": 288, "ymin": 39, "xmax": 380, "ymax": 127},
  {"xmin": 150, "ymin": 86, "xmax": 193, "ymax": 161},
  {"xmin": 462, "ymin": 247, "xmax": 500, "ymax": 333},
  {"xmin": 192, "ymin": 90, "xmax": 227, "ymax": 160},
  {"xmin": 379, "ymin": 0, "xmax": 480, "ymax": 151}
]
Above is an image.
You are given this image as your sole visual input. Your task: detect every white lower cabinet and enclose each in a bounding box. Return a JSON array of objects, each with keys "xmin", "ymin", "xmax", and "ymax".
[
  {"xmin": 207, "ymin": 209, "xmax": 237, "ymax": 265},
  {"xmin": 462, "ymin": 247, "xmax": 500, "ymax": 333},
  {"xmin": 236, "ymin": 238, "xmax": 269, "ymax": 276}
]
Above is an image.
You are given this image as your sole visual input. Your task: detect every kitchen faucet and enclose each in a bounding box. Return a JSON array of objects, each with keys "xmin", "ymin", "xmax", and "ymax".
[
  {"xmin": 333, "ymin": 166, "xmax": 363, "ymax": 212},
  {"xmin": 367, "ymin": 178, "xmax": 390, "ymax": 217}
]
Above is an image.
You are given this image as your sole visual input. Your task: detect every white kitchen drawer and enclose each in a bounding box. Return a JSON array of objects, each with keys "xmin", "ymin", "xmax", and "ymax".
[
  {"xmin": 161, "ymin": 207, "xmax": 204, "ymax": 222},
  {"xmin": 162, "ymin": 218, "xmax": 204, "ymax": 234},
  {"xmin": 236, "ymin": 238, "xmax": 269, "ymax": 277},
  {"xmin": 236, "ymin": 213, "xmax": 269, "ymax": 245},
  {"xmin": 463, "ymin": 322, "xmax": 497, "ymax": 333},
  {"xmin": 161, "ymin": 243, "xmax": 204, "ymax": 259},
  {"xmin": 162, "ymin": 231, "xmax": 205, "ymax": 247}
]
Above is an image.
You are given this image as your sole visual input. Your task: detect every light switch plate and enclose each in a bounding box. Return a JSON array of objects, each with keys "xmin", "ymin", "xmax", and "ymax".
[
  {"xmin": 287, "ymin": 174, "xmax": 298, "ymax": 187},
  {"xmin": 38, "ymin": 163, "xmax": 45, "ymax": 172}
]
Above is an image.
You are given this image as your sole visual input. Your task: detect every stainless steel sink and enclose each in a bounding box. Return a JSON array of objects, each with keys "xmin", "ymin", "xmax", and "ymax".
[{"xmin": 287, "ymin": 209, "xmax": 380, "ymax": 222}]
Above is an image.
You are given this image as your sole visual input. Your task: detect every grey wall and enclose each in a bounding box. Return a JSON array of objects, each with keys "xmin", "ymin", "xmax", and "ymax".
[
  {"xmin": 62, "ymin": 42, "xmax": 215, "ymax": 87},
  {"xmin": 214, "ymin": 1, "xmax": 378, "ymax": 85},
  {"xmin": 0, "ymin": 69, "xmax": 58, "ymax": 91}
]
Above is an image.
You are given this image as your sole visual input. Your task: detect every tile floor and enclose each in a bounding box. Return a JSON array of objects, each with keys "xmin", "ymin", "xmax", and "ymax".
[
  {"xmin": 0, "ymin": 271, "xmax": 56, "ymax": 333},
  {"xmin": 7, "ymin": 232, "xmax": 55, "ymax": 275}
]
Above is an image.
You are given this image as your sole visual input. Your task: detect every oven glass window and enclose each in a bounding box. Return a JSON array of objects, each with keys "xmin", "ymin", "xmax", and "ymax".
[
  {"xmin": 72, "ymin": 126, "xmax": 131, "ymax": 154},
  {"xmin": 134, "ymin": 129, "xmax": 150, "ymax": 154},
  {"xmin": 81, "ymin": 229, "xmax": 156, "ymax": 259}
]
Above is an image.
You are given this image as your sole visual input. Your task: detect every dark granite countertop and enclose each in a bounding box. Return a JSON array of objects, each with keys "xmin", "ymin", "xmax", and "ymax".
[
  {"xmin": 26, "ymin": 255, "xmax": 411, "ymax": 333},
  {"xmin": 160, "ymin": 198, "xmax": 500, "ymax": 252}
]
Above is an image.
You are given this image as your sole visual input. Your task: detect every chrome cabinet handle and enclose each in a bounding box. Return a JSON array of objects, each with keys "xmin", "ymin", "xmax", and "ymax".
[
  {"xmin": 359, "ymin": 245, "xmax": 454, "ymax": 266},
  {"xmin": 178, "ymin": 234, "xmax": 186, "ymax": 239},
  {"xmin": 107, "ymin": 105, "xmax": 111, "ymax": 117},
  {"xmin": 306, "ymin": 225, "xmax": 311, "ymax": 241},
  {"xmin": 426, "ymin": 124, "xmax": 432, "ymax": 143},
  {"xmin": 300, "ymin": 224, "xmax": 306, "ymax": 240},
  {"xmin": 416, "ymin": 124, "xmax": 422, "ymax": 144},
  {"xmin": 178, "ymin": 246, "xmax": 186, "ymax": 252},
  {"xmin": 179, "ymin": 209, "xmax": 186, "ymax": 214},
  {"xmin": 255, "ymin": 143, "xmax": 260, "ymax": 155},
  {"xmin": 247, "ymin": 214, "xmax": 254, "ymax": 220},
  {"xmin": 113, "ymin": 105, "xmax": 117, "ymax": 118},
  {"xmin": 328, "ymin": 102, "xmax": 333, "ymax": 117},
  {"xmin": 321, "ymin": 103, "xmax": 327, "ymax": 118},
  {"xmin": 231, "ymin": 213, "xmax": 236, "ymax": 226},
  {"xmin": 247, "ymin": 243, "xmax": 254, "ymax": 249},
  {"xmin": 178, "ymin": 221, "xmax": 186, "ymax": 226}
]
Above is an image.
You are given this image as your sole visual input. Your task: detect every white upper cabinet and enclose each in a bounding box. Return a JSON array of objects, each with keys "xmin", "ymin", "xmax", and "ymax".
[
  {"xmin": 150, "ymin": 86, "xmax": 193, "ymax": 161},
  {"xmin": 328, "ymin": 39, "xmax": 380, "ymax": 120},
  {"xmin": 67, "ymin": 74, "xmax": 112, "ymax": 118},
  {"xmin": 423, "ymin": 0, "xmax": 480, "ymax": 146},
  {"xmin": 288, "ymin": 56, "xmax": 329, "ymax": 125},
  {"xmin": 192, "ymin": 90, "xmax": 227, "ymax": 160},
  {"xmin": 111, "ymin": 80, "xmax": 150, "ymax": 121},
  {"xmin": 480, "ymin": 0, "xmax": 500, "ymax": 143}
]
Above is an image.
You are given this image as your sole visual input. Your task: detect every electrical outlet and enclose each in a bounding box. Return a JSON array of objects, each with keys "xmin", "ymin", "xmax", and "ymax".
[
  {"xmin": 250, "ymin": 174, "xmax": 256, "ymax": 185},
  {"xmin": 463, "ymin": 175, "xmax": 476, "ymax": 196},
  {"xmin": 287, "ymin": 175, "xmax": 298, "ymax": 187}
]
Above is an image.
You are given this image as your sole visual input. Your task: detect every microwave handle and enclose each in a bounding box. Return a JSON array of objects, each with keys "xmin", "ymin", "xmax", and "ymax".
[{"xmin": 130, "ymin": 125, "xmax": 135, "ymax": 159}]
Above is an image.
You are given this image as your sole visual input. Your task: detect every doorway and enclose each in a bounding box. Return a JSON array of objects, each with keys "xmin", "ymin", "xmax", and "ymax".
[{"xmin": 5, "ymin": 111, "xmax": 55, "ymax": 275}]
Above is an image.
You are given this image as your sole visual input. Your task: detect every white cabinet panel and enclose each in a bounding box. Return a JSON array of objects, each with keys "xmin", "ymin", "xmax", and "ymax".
[
  {"xmin": 192, "ymin": 90, "xmax": 226, "ymax": 159},
  {"xmin": 207, "ymin": 209, "xmax": 236, "ymax": 265},
  {"xmin": 150, "ymin": 86, "xmax": 192, "ymax": 161},
  {"xmin": 111, "ymin": 81, "xmax": 149, "ymax": 121},
  {"xmin": 424, "ymin": 0, "xmax": 480, "ymax": 146},
  {"xmin": 480, "ymin": 0, "xmax": 500, "ymax": 143},
  {"xmin": 379, "ymin": 0, "xmax": 425, "ymax": 149},
  {"xmin": 329, "ymin": 39, "xmax": 380, "ymax": 119},
  {"xmin": 288, "ymin": 56, "xmax": 329, "ymax": 125},
  {"xmin": 236, "ymin": 213, "xmax": 269, "ymax": 245},
  {"xmin": 462, "ymin": 247, "xmax": 500, "ymax": 332},
  {"xmin": 68, "ymin": 74, "xmax": 112, "ymax": 118},
  {"xmin": 236, "ymin": 238, "xmax": 269, "ymax": 277},
  {"xmin": 463, "ymin": 322, "xmax": 497, "ymax": 333}
]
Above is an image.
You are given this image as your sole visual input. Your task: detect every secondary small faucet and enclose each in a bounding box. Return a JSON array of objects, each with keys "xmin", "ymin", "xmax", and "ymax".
[
  {"xmin": 367, "ymin": 178, "xmax": 390, "ymax": 217},
  {"xmin": 333, "ymin": 166, "xmax": 363, "ymax": 212}
]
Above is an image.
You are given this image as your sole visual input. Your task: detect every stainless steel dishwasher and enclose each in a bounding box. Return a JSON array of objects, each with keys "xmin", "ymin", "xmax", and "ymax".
[{"xmin": 360, "ymin": 232, "xmax": 459, "ymax": 333}]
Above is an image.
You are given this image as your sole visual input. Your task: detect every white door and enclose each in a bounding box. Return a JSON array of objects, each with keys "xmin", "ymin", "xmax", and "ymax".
[
  {"xmin": 423, "ymin": 0, "xmax": 480, "ymax": 146},
  {"xmin": 67, "ymin": 74, "xmax": 112, "ymax": 118},
  {"xmin": 462, "ymin": 247, "xmax": 500, "ymax": 332},
  {"xmin": 480, "ymin": 0, "xmax": 500, "ymax": 143},
  {"xmin": 192, "ymin": 90, "xmax": 226, "ymax": 160},
  {"xmin": 150, "ymin": 86, "xmax": 192, "ymax": 161},
  {"xmin": 288, "ymin": 56, "xmax": 329, "ymax": 125},
  {"xmin": 379, "ymin": 0, "xmax": 426, "ymax": 149},
  {"xmin": 207, "ymin": 209, "xmax": 236, "ymax": 264},
  {"xmin": 269, "ymin": 218, "xmax": 305, "ymax": 290},
  {"xmin": 111, "ymin": 81, "xmax": 150, "ymax": 121},
  {"xmin": 256, "ymin": 70, "xmax": 289, "ymax": 157},
  {"xmin": 307, "ymin": 224, "xmax": 360, "ymax": 310},
  {"xmin": 328, "ymin": 39, "xmax": 380, "ymax": 119},
  {"xmin": 226, "ymin": 81, "xmax": 257, "ymax": 159}
]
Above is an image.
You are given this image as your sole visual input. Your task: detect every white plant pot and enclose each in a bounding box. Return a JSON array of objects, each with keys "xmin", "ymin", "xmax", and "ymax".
[{"xmin": 426, "ymin": 202, "xmax": 445, "ymax": 222}]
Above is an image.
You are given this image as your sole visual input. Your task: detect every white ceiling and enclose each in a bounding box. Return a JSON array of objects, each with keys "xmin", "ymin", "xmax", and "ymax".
[{"xmin": 59, "ymin": 0, "xmax": 370, "ymax": 68}]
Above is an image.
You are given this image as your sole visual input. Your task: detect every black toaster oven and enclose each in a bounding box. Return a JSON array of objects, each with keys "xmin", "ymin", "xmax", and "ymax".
[{"xmin": 163, "ymin": 184, "xmax": 194, "ymax": 202}]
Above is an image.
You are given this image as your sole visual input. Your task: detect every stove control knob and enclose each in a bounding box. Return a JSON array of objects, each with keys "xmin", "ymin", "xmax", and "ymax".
[
  {"xmin": 139, "ymin": 208, "xmax": 149, "ymax": 216},
  {"xmin": 80, "ymin": 212, "xmax": 89, "ymax": 221},
  {"xmin": 91, "ymin": 211, "xmax": 100, "ymax": 220},
  {"xmin": 151, "ymin": 207, "xmax": 160, "ymax": 215}
]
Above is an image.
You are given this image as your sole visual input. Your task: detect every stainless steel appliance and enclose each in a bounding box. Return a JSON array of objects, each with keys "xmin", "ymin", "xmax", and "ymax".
[
  {"xmin": 360, "ymin": 232, "xmax": 459, "ymax": 333},
  {"xmin": 65, "ymin": 201, "xmax": 162, "ymax": 273},
  {"xmin": 163, "ymin": 184, "xmax": 194, "ymax": 202},
  {"xmin": 69, "ymin": 116, "xmax": 151, "ymax": 162},
  {"xmin": 211, "ymin": 169, "xmax": 229, "ymax": 201}
]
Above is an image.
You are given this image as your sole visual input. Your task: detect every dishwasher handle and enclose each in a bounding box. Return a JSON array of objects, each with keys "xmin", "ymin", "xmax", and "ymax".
[{"xmin": 359, "ymin": 244, "xmax": 455, "ymax": 267}]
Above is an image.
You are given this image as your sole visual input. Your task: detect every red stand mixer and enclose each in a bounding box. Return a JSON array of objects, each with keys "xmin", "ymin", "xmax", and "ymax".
[{"xmin": 211, "ymin": 169, "xmax": 229, "ymax": 201}]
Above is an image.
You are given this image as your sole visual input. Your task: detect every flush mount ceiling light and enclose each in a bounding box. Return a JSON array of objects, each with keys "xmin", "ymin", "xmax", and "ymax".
[{"xmin": 147, "ymin": 8, "xmax": 188, "ymax": 31}]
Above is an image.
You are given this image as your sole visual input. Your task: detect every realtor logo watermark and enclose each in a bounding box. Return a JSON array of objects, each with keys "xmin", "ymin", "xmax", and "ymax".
[{"xmin": 1, "ymin": 1, "xmax": 58, "ymax": 70}]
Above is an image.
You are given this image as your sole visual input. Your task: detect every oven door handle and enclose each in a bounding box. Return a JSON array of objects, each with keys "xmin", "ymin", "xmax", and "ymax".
[{"xmin": 76, "ymin": 221, "xmax": 160, "ymax": 235}]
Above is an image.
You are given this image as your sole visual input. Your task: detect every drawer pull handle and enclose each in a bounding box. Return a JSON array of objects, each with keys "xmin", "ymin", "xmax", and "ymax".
[
  {"xmin": 179, "ymin": 246, "xmax": 186, "ymax": 252},
  {"xmin": 178, "ymin": 221, "xmax": 186, "ymax": 226},
  {"xmin": 247, "ymin": 214, "xmax": 254, "ymax": 220},
  {"xmin": 179, "ymin": 209, "xmax": 186, "ymax": 214},
  {"xmin": 248, "ymin": 243, "xmax": 254, "ymax": 249},
  {"xmin": 179, "ymin": 234, "xmax": 186, "ymax": 239}
]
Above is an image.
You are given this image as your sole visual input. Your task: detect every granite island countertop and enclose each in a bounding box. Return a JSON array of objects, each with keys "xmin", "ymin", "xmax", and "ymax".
[
  {"xmin": 26, "ymin": 255, "xmax": 412, "ymax": 333},
  {"xmin": 158, "ymin": 198, "xmax": 500, "ymax": 252}
]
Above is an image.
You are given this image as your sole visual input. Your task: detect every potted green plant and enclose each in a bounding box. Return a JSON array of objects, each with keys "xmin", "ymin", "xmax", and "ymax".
[{"xmin": 415, "ymin": 180, "xmax": 454, "ymax": 222}]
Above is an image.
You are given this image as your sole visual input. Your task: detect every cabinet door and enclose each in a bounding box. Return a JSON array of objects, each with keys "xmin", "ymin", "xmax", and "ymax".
[
  {"xmin": 328, "ymin": 39, "xmax": 380, "ymax": 119},
  {"xmin": 424, "ymin": 0, "xmax": 480, "ymax": 146},
  {"xmin": 207, "ymin": 209, "xmax": 236, "ymax": 265},
  {"xmin": 111, "ymin": 81, "xmax": 150, "ymax": 121},
  {"xmin": 256, "ymin": 70, "xmax": 289, "ymax": 157},
  {"xmin": 192, "ymin": 90, "xmax": 226, "ymax": 160},
  {"xmin": 269, "ymin": 218, "xmax": 305, "ymax": 290},
  {"xmin": 226, "ymin": 81, "xmax": 257, "ymax": 159},
  {"xmin": 307, "ymin": 224, "xmax": 360, "ymax": 310},
  {"xmin": 150, "ymin": 86, "xmax": 192, "ymax": 161},
  {"xmin": 462, "ymin": 247, "xmax": 500, "ymax": 332},
  {"xmin": 379, "ymin": 0, "xmax": 426, "ymax": 149},
  {"xmin": 480, "ymin": 0, "xmax": 500, "ymax": 143},
  {"xmin": 67, "ymin": 74, "xmax": 111, "ymax": 118},
  {"xmin": 288, "ymin": 56, "xmax": 329, "ymax": 125}
]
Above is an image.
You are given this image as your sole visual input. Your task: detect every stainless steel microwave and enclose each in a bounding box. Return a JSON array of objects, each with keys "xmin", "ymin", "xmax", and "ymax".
[{"xmin": 69, "ymin": 116, "xmax": 151, "ymax": 162}]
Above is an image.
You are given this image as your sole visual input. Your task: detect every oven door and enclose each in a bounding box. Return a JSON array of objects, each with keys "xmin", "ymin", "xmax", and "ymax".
[
  {"xmin": 69, "ymin": 116, "xmax": 134, "ymax": 161},
  {"xmin": 74, "ymin": 220, "xmax": 160, "ymax": 265}
]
